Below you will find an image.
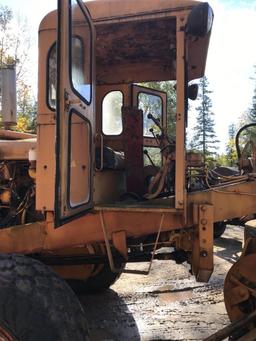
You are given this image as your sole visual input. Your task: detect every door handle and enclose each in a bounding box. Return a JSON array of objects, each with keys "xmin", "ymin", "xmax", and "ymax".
[{"xmin": 64, "ymin": 90, "xmax": 81, "ymax": 110}]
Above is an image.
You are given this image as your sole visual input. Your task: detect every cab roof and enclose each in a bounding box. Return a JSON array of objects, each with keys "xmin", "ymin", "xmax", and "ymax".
[
  {"xmin": 40, "ymin": 0, "xmax": 211, "ymax": 84},
  {"xmin": 85, "ymin": 0, "xmax": 200, "ymax": 21}
]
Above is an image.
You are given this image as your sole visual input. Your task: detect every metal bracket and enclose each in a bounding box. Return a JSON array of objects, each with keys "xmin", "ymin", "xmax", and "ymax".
[
  {"xmin": 192, "ymin": 204, "xmax": 214, "ymax": 282},
  {"xmin": 112, "ymin": 230, "xmax": 128, "ymax": 261},
  {"xmin": 100, "ymin": 211, "xmax": 165, "ymax": 275},
  {"xmin": 100, "ymin": 211, "xmax": 123, "ymax": 273}
]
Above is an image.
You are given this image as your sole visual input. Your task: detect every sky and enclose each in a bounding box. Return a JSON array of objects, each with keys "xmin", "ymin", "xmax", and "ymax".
[
  {"xmin": 1, "ymin": 0, "xmax": 256, "ymax": 152},
  {"xmin": 205, "ymin": 0, "xmax": 256, "ymax": 151}
]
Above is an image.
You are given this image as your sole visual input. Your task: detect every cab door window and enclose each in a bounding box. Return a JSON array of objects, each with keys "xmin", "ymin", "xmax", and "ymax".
[
  {"xmin": 47, "ymin": 36, "xmax": 90, "ymax": 110},
  {"xmin": 71, "ymin": 1, "xmax": 92, "ymax": 104},
  {"xmin": 138, "ymin": 92, "xmax": 163, "ymax": 137}
]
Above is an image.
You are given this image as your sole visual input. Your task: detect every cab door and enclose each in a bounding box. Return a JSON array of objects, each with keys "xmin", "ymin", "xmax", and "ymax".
[
  {"xmin": 132, "ymin": 85, "xmax": 167, "ymax": 147},
  {"xmin": 132, "ymin": 84, "xmax": 167, "ymax": 166},
  {"xmin": 55, "ymin": 0, "xmax": 95, "ymax": 226}
]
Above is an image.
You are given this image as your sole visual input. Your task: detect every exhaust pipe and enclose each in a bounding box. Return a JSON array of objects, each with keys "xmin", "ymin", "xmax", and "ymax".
[{"xmin": 0, "ymin": 66, "xmax": 17, "ymax": 129}]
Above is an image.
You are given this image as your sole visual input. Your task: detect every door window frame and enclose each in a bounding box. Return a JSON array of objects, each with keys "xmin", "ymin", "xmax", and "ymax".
[
  {"xmin": 69, "ymin": 2, "xmax": 93, "ymax": 105},
  {"xmin": 55, "ymin": 0, "xmax": 95, "ymax": 227},
  {"xmin": 67, "ymin": 109, "xmax": 92, "ymax": 209}
]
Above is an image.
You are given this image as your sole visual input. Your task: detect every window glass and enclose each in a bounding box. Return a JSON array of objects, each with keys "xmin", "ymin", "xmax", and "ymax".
[
  {"xmin": 47, "ymin": 38, "xmax": 86, "ymax": 110},
  {"xmin": 69, "ymin": 112, "xmax": 90, "ymax": 207},
  {"xmin": 102, "ymin": 91, "xmax": 123, "ymax": 135},
  {"xmin": 48, "ymin": 43, "xmax": 57, "ymax": 110},
  {"xmin": 143, "ymin": 147, "xmax": 162, "ymax": 167},
  {"xmin": 138, "ymin": 93, "xmax": 162, "ymax": 137},
  {"xmin": 71, "ymin": 1, "xmax": 91, "ymax": 103}
]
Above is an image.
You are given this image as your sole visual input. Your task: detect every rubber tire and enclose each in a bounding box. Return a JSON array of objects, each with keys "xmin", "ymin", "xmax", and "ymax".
[
  {"xmin": 214, "ymin": 221, "xmax": 227, "ymax": 239},
  {"xmin": 68, "ymin": 262, "xmax": 125, "ymax": 294},
  {"xmin": 0, "ymin": 254, "xmax": 89, "ymax": 341},
  {"xmin": 244, "ymin": 221, "xmax": 256, "ymax": 241}
]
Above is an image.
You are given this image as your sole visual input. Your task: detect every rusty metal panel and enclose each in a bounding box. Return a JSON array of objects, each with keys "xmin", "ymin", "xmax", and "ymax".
[
  {"xmin": 175, "ymin": 15, "xmax": 186, "ymax": 211},
  {"xmin": 122, "ymin": 106, "xmax": 144, "ymax": 194},
  {"xmin": 39, "ymin": 1, "xmax": 210, "ymax": 84}
]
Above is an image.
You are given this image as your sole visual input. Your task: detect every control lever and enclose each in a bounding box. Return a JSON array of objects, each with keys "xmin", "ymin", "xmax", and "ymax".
[
  {"xmin": 149, "ymin": 128, "xmax": 156, "ymax": 138},
  {"xmin": 143, "ymin": 150, "xmax": 158, "ymax": 170},
  {"xmin": 147, "ymin": 113, "xmax": 163, "ymax": 132}
]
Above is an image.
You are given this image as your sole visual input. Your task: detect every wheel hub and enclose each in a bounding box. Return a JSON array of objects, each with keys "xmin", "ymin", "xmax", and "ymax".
[{"xmin": 224, "ymin": 253, "xmax": 256, "ymax": 323}]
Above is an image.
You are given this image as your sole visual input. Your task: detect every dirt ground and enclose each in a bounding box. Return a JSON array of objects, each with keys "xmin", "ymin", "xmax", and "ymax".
[{"xmin": 79, "ymin": 225, "xmax": 243, "ymax": 341}]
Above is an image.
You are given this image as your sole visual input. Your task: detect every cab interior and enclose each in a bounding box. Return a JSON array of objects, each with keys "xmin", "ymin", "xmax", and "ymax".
[{"xmin": 38, "ymin": 0, "xmax": 211, "ymax": 213}]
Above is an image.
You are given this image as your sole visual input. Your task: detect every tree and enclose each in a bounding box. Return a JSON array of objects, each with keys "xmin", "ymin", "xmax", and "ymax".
[
  {"xmin": 0, "ymin": 6, "xmax": 13, "ymax": 66},
  {"xmin": 16, "ymin": 81, "xmax": 37, "ymax": 133},
  {"xmin": 0, "ymin": 6, "xmax": 36, "ymax": 133},
  {"xmin": 247, "ymin": 65, "xmax": 256, "ymax": 123},
  {"xmin": 191, "ymin": 76, "xmax": 219, "ymax": 163},
  {"xmin": 140, "ymin": 81, "xmax": 176, "ymax": 137},
  {"xmin": 225, "ymin": 123, "xmax": 237, "ymax": 166}
]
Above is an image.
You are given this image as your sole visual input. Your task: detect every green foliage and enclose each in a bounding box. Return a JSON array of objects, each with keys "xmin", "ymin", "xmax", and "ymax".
[
  {"xmin": 238, "ymin": 65, "xmax": 256, "ymax": 127},
  {"xmin": 16, "ymin": 81, "xmax": 37, "ymax": 133},
  {"xmin": 191, "ymin": 76, "xmax": 219, "ymax": 163},
  {"xmin": 138, "ymin": 92, "xmax": 162, "ymax": 136},
  {"xmin": 237, "ymin": 124, "xmax": 256, "ymax": 159},
  {"xmin": 0, "ymin": 5, "xmax": 36, "ymax": 133},
  {"xmin": 140, "ymin": 81, "xmax": 176, "ymax": 137},
  {"xmin": 225, "ymin": 123, "xmax": 237, "ymax": 166},
  {"xmin": 215, "ymin": 154, "xmax": 228, "ymax": 167},
  {"xmin": 137, "ymin": 81, "xmax": 176, "ymax": 167},
  {"xmin": 0, "ymin": 6, "xmax": 14, "ymax": 67},
  {"xmin": 247, "ymin": 65, "xmax": 256, "ymax": 123}
]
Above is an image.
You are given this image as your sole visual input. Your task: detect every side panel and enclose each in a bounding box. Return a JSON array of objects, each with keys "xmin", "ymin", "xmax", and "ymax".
[
  {"xmin": 175, "ymin": 15, "xmax": 186, "ymax": 210},
  {"xmin": 36, "ymin": 27, "xmax": 58, "ymax": 212}
]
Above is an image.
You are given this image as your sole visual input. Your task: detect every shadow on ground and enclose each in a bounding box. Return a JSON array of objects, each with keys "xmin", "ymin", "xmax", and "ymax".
[
  {"xmin": 214, "ymin": 235, "xmax": 242, "ymax": 264},
  {"xmin": 79, "ymin": 289, "xmax": 140, "ymax": 341}
]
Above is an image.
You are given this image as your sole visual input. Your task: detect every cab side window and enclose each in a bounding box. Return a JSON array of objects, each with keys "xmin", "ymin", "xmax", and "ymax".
[
  {"xmin": 102, "ymin": 91, "xmax": 123, "ymax": 135},
  {"xmin": 47, "ymin": 43, "xmax": 57, "ymax": 110}
]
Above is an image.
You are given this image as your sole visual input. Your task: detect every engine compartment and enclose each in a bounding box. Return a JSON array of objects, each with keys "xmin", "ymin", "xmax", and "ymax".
[{"xmin": 0, "ymin": 160, "xmax": 43, "ymax": 228}]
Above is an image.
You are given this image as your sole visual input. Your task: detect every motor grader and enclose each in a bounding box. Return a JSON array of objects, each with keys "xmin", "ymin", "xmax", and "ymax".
[{"xmin": 0, "ymin": 0, "xmax": 255, "ymax": 339}]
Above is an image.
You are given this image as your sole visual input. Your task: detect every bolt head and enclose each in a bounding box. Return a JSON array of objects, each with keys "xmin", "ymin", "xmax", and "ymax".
[{"xmin": 200, "ymin": 250, "xmax": 208, "ymax": 257}]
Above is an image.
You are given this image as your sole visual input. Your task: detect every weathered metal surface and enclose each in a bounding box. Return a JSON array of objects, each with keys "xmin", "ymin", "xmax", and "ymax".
[
  {"xmin": 224, "ymin": 252, "xmax": 256, "ymax": 323},
  {"xmin": 192, "ymin": 204, "xmax": 214, "ymax": 282},
  {"xmin": 122, "ymin": 106, "xmax": 144, "ymax": 194}
]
